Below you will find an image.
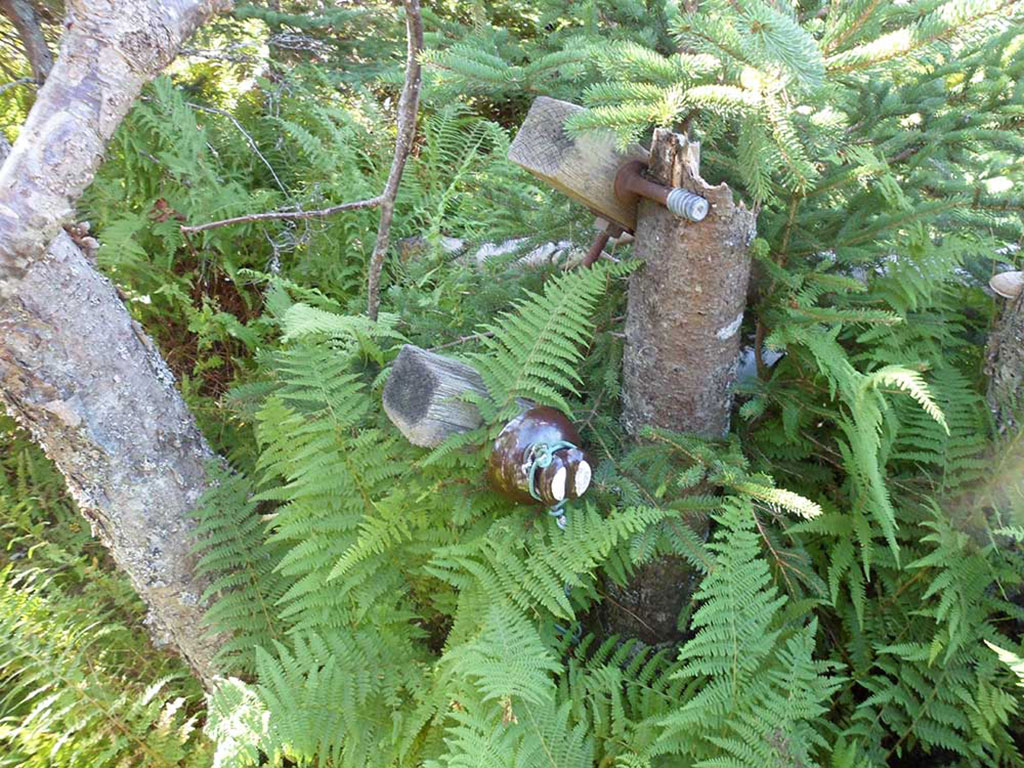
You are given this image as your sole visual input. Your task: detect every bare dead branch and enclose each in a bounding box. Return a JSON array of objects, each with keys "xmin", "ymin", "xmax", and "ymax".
[
  {"xmin": 179, "ymin": 0, "xmax": 424, "ymax": 322},
  {"xmin": 367, "ymin": 0, "xmax": 424, "ymax": 321},
  {"xmin": 0, "ymin": 76, "xmax": 32, "ymax": 96},
  {"xmin": 180, "ymin": 196, "xmax": 383, "ymax": 235},
  {"xmin": 268, "ymin": 31, "xmax": 330, "ymax": 54},
  {"xmin": 0, "ymin": 0, "xmax": 52, "ymax": 82},
  {"xmin": 180, "ymin": 46, "xmax": 260, "ymax": 64},
  {"xmin": 427, "ymin": 330, "xmax": 496, "ymax": 352}
]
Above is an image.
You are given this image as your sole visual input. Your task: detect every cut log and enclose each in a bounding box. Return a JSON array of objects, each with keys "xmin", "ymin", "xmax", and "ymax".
[
  {"xmin": 621, "ymin": 129, "xmax": 756, "ymax": 438},
  {"xmin": 508, "ymin": 97, "xmax": 648, "ymax": 232},
  {"xmin": 383, "ymin": 345, "xmax": 488, "ymax": 446}
]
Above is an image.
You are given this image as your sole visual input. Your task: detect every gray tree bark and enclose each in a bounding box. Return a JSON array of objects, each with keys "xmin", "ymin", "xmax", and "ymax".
[
  {"xmin": 0, "ymin": 0, "xmax": 53, "ymax": 82},
  {"xmin": 986, "ymin": 290, "xmax": 1023, "ymax": 435},
  {"xmin": 607, "ymin": 128, "xmax": 756, "ymax": 644},
  {"xmin": 0, "ymin": 0, "xmax": 230, "ymax": 290},
  {"xmin": 0, "ymin": 0, "xmax": 231, "ymax": 685},
  {"xmin": 621, "ymin": 129, "xmax": 756, "ymax": 438}
]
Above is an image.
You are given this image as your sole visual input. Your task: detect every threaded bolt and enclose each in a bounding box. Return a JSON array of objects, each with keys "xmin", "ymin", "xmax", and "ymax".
[{"xmin": 666, "ymin": 188, "xmax": 709, "ymax": 222}]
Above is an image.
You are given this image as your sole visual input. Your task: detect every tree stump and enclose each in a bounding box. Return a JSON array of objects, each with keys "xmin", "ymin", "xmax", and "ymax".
[
  {"xmin": 986, "ymin": 289, "xmax": 1023, "ymax": 435},
  {"xmin": 621, "ymin": 129, "xmax": 756, "ymax": 437},
  {"xmin": 607, "ymin": 128, "xmax": 756, "ymax": 644}
]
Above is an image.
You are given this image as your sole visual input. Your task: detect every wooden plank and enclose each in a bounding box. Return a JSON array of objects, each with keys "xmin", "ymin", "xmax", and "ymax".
[
  {"xmin": 382, "ymin": 345, "xmax": 488, "ymax": 447},
  {"xmin": 508, "ymin": 96, "xmax": 648, "ymax": 232}
]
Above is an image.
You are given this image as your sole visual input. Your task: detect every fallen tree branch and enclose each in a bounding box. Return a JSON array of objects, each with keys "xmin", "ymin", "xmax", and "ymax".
[
  {"xmin": 367, "ymin": 0, "xmax": 424, "ymax": 321},
  {"xmin": 180, "ymin": 196, "xmax": 383, "ymax": 234},
  {"xmin": 180, "ymin": 45, "xmax": 260, "ymax": 64},
  {"xmin": 0, "ymin": 0, "xmax": 233, "ymax": 687}
]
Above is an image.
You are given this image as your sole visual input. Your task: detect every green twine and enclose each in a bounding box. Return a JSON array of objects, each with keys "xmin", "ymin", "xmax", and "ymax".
[{"xmin": 526, "ymin": 440, "xmax": 576, "ymax": 529}]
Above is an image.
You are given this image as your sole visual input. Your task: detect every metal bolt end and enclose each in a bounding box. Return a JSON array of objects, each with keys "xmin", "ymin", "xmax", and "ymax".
[{"xmin": 666, "ymin": 188, "xmax": 709, "ymax": 222}]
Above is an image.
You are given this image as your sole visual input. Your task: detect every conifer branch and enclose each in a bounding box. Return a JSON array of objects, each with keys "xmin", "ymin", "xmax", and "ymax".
[
  {"xmin": 824, "ymin": 0, "xmax": 883, "ymax": 54},
  {"xmin": 826, "ymin": 0, "xmax": 1021, "ymax": 73}
]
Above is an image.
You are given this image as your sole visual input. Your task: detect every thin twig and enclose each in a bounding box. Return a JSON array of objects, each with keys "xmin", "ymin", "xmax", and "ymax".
[
  {"xmin": 180, "ymin": 46, "xmax": 259, "ymax": 65},
  {"xmin": 367, "ymin": 0, "xmax": 424, "ymax": 321},
  {"xmin": 427, "ymin": 329, "xmax": 495, "ymax": 352},
  {"xmin": 180, "ymin": 196, "xmax": 382, "ymax": 235},
  {"xmin": 187, "ymin": 101, "xmax": 287, "ymax": 193},
  {"xmin": 179, "ymin": 0, "xmax": 425, "ymax": 302},
  {"xmin": 754, "ymin": 319, "xmax": 766, "ymax": 379},
  {"xmin": 0, "ymin": 76, "xmax": 32, "ymax": 96}
]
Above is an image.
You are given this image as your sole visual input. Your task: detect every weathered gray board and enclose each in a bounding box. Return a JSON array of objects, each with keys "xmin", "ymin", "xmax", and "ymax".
[
  {"xmin": 508, "ymin": 96, "xmax": 648, "ymax": 232},
  {"xmin": 382, "ymin": 345, "xmax": 488, "ymax": 447}
]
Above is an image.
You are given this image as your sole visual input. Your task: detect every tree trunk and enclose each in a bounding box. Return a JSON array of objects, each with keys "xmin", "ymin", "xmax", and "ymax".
[
  {"xmin": 0, "ymin": 0, "xmax": 230, "ymax": 290},
  {"xmin": 0, "ymin": 0, "xmax": 53, "ymax": 82},
  {"xmin": 0, "ymin": 0, "xmax": 231, "ymax": 685},
  {"xmin": 607, "ymin": 128, "xmax": 756, "ymax": 643},
  {"xmin": 986, "ymin": 290, "xmax": 1023, "ymax": 435},
  {"xmin": 621, "ymin": 129, "xmax": 756, "ymax": 437}
]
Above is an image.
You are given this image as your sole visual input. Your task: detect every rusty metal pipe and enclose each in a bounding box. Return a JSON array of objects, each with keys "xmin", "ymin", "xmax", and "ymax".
[
  {"xmin": 582, "ymin": 228, "xmax": 612, "ymax": 268},
  {"xmin": 614, "ymin": 160, "xmax": 709, "ymax": 223}
]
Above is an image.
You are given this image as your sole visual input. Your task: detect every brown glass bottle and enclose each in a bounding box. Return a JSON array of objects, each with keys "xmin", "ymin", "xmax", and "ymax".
[{"xmin": 487, "ymin": 406, "xmax": 592, "ymax": 506}]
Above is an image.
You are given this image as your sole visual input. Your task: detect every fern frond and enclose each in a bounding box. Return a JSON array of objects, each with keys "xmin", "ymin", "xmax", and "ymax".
[{"xmin": 471, "ymin": 260, "xmax": 636, "ymax": 419}]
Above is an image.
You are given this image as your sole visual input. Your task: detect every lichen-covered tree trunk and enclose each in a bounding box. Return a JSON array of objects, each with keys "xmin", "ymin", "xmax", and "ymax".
[
  {"xmin": 607, "ymin": 128, "xmax": 756, "ymax": 643},
  {"xmin": 1, "ymin": 0, "xmax": 229, "ymax": 286},
  {"xmin": 0, "ymin": 0, "xmax": 231, "ymax": 684}
]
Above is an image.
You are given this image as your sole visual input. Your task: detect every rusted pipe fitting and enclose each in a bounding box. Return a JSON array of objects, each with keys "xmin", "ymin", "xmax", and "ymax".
[
  {"xmin": 581, "ymin": 221, "xmax": 624, "ymax": 268},
  {"xmin": 614, "ymin": 159, "xmax": 709, "ymax": 223},
  {"xmin": 582, "ymin": 229, "xmax": 612, "ymax": 268}
]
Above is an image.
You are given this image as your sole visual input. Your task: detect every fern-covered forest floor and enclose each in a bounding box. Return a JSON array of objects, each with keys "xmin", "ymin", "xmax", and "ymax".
[{"xmin": 1, "ymin": 1, "xmax": 1023, "ymax": 766}]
